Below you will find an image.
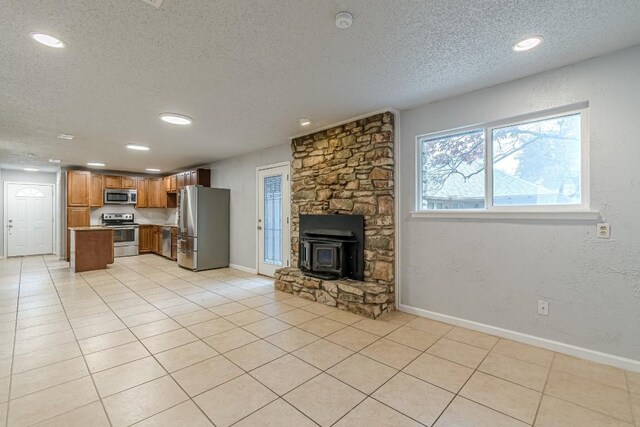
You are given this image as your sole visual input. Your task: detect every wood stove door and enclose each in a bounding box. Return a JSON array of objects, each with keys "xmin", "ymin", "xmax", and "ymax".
[{"xmin": 257, "ymin": 163, "xmax": 291, "ymax": 277}]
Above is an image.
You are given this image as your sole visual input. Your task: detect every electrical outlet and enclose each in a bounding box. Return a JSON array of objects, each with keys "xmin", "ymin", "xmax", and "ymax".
[
  {"xmin": 538, "ymin": 300, "xmax": 549, "ymax": 316},
  {"xmin": 597, "ymin": 223, "xmax": 610, "ymax": 239}
]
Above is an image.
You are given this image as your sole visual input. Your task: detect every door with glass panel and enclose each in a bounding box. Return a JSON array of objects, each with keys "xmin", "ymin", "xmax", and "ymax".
[{"xmin": 257, "ymin": 164, "xmax": 290, "ymax": 277}]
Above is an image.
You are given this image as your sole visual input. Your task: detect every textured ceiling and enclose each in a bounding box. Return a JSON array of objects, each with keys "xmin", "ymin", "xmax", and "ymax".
[{"xmin": 1, "ymin": 0, "xmax": 640, "ymax": 173}]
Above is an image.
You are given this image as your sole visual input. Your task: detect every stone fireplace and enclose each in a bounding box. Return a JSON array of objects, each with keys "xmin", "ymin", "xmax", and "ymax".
[{"xmin": 275, "ymin": 112, "xmax": 395, "ymax": 319}]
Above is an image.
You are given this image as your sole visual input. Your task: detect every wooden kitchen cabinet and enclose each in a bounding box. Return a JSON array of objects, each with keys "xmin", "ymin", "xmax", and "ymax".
[
  {"xmin": 90, "ymin": 174, "xmax": 103, "ymax": 207},
  {"xmin": 164, "ymin": 176, "xmax": 171, "ymax": 192},
  {"xmin": 175, "ymin": 169, "xmax": 210, "ymax": 192},
  {"xmin": 67, "ymin": 206, "xmax": 90, "ymax": 229},
  {"xmin": 170, "ymin": 175, "xmax": 177, "ymax": 192},
  {"xmin": 171, "ymin": 228, "xmax": 177, "ymax": 260},
  {"xmin": 136, "ymin": 178, "xmax": 148, "ymax": 208},
  {"xmin": 104, "ymin": 175, "xmax": 122, "ymax": 189},
  {"xmin": 176, "ymin": 172, "xmax": 186, "ymax": 191},
  {"xmin": 147, "ymin": 178, "xmax": 166, "ymax": 208},
  {"xmin": 149, "ymin": 226, "xmax": 162, "ymax": 254},
  {"xmin": 155, "ymin": 227, "xmax": 163, "ymax": 254},
  {"xmin": 66, "ymin": 206, "xmax": 90, "ymax": 261},
  {"xmin": 139, "ymin": 225, "xmax": 152, "ymax": 253},
  {"xmin": 67, "ymin": 170, "xmax": 91, "ymax": 207},
  {"xmin": 121, "ymin": 176, "xmax": 136, "ymax": 189}
]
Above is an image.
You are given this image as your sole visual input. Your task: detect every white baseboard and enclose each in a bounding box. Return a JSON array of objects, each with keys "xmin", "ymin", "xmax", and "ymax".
[
  {"xmin": 229, "ymin": 263, "xmax": 258, "ymax": 274},
  {"xmin": 399, "ymin": 304, "xmax": 640, "ymax": 373}
]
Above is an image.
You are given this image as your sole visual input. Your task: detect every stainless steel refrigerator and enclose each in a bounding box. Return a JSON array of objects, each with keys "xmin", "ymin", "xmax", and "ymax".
[{"xmin": 177, "ymin": 186, "xmax": 230, "ymax": 271}]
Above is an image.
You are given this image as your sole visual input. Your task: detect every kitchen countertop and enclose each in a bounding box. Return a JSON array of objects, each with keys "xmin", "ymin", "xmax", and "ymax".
[
  {"xmin": 69, "ymin": 226, "xmax": 112, "ymax": 231},
  {"xmin": 139, "ymin": 223, "xmax": 178, "ymax": 227}
]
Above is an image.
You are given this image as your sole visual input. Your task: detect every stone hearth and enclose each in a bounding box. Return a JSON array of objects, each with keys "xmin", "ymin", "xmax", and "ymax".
[
  {"xmin": 276, "ymin": 112, "xmax": 396, "ymax": 319},
  {"xmin": 275, "ymin": 268, "xmax": 393, "ymax": 319}
]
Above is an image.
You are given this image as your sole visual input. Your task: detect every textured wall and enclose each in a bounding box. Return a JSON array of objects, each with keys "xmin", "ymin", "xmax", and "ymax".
[
  {"xmin": 208, "ymin": 143, "xmax": 291, "ymax": 270},
  {"xmin": 399, "ymin": 46, "xmax": 640, "ymax": 360},
  {"xmin": 290, "ymin": 112, "xmax": 395, "ymax": 292}
]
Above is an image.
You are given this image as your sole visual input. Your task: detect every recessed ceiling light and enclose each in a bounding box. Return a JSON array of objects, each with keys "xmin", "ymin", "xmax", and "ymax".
[
  {"xmin": 30, "ymin": 32, "xmax": 65, "ymax": 48},
  {"xmin": 23, "ymin": 168, "xmax": 39, "ymax": 172},
  {"xmin": 159, "ymin": 113, "xmax": 193, "ymax": 125},
  {"xmin": 146, "ymin": 168, "xmax": 161, "ymax": 172},
  {"xmin": 299, "ymin": 117, "xmax": 311, "ymax": 126},
  {"xmin": 512, "ymin": 36, "xmax": 543, "ymax": 52},
  {"xmin": 87, "ymin": 162, "xmax": 106, "ymax": 167},
  {"xmin": 58, "ymin": 133, "xmax": 74, "ymax": 140},
  {"xmin": 49, "ymin": 159, "xmax": 61, "ymax": 163},
  {"xmin": 126, "ymin": 144, "xmax": 150, "ymax": 151}
]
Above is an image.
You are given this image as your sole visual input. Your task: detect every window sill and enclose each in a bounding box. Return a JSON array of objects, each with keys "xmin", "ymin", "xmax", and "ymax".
[{"xmin": 409, "ymin": 210, "xmax": 601, "ymax": 221}]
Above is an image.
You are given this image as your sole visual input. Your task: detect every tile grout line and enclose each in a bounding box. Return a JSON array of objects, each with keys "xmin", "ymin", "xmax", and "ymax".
[
  {"xmin": 107, "ymin": 259, "xmax": 330, "ymax": 425},
  {"xmin": 625, "ymin": 371, "xmax": 638, "ymax": 427},
  {"xmin": 4, "ymin": 256, "xmax": 23, "ymax": 427},
  {"xmin": 98, "ymin": 257, "xmax": 300, "ymax": 424},
  {"xmin": 531, "ymin": 351, "xmax": 555, "ymax": 426},
  {"xmin": 429, "ymin": 335, "xmax": 502, "ymax": 427},
  {"xmin": 42, "ymin": 262, "xmax": 115, "ymax": 427},
  {"xmin": 91, "ymin": 261, "xmax": 218, "ymax": 426},
  {"xmin": 6, "ymin": 256, "xmax": 635, "ymax": 426}
]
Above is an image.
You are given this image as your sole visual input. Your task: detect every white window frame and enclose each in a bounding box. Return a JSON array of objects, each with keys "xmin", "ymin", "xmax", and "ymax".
[{"xmin": 413, "ymin": 102, "xmax": 600, "ymax": 220}]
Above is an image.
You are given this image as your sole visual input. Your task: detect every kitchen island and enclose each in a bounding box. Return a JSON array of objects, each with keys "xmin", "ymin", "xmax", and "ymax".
[{"xmin": 69, "ymin": 227, "xmax": 114, "ymax": 272}]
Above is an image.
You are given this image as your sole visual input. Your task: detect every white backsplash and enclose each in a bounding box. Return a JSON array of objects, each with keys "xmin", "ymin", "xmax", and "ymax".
[{"xmin": 90, "ymin": 205, "xmax": 177, "ymax": 225}]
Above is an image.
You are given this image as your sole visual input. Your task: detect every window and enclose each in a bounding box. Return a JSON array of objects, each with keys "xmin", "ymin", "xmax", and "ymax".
[{"xmin": 418, "ymin": 107, "xmax": 588, "ymax": 212}]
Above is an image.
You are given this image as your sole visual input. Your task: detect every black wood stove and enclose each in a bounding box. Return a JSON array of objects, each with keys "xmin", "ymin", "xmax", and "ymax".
[{"xmin": 298, "ymin": 214, "xmax": 364, "ymax": 280}]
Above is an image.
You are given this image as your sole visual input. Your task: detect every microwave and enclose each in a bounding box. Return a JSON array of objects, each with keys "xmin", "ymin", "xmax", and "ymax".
[{"xmin": 104, "ymin": 189, "xmax": 137, "ymax": 205}]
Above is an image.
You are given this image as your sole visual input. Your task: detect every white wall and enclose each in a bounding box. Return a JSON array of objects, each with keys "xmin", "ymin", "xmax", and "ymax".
[
  {"xmin": 0, "ymin": 169, "xmax": 59, "ymax": 257},
  {"xmin": 399, "ymin": 46, "xmax": 640, "ymax": 361},
  {"xmin": 208, "ymin": 143, "xmax": 290, "ymax": 270}
]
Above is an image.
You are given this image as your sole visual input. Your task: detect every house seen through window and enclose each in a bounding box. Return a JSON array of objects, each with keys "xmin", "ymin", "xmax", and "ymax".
[{"xmin": 418, "ymin": 109, "xmax": 585, "ymax": 211}]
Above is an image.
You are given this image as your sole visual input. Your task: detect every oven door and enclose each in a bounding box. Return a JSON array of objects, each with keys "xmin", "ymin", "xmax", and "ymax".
[{"xmin": 112, "ymin": 227, "xmax": 138, "ymax": 247}]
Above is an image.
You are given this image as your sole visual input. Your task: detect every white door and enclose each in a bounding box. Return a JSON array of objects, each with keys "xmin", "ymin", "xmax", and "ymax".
[
  {"xmin": 257, "ymin": 164, "xmax": 290, "ymax": 277},
  {"xmin": 6, "ymin": 183, "xmax": 54, "ymax": 256}
]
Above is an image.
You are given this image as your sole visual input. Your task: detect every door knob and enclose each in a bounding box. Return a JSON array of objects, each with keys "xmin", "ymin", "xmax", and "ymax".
[{"xmin": 257, "ymin": 226, "xmax": 262, "ymax": 230}]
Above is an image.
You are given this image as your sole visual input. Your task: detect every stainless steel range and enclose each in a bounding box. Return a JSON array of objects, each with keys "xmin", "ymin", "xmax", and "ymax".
[{"xmin": 102, "ymin": 213, "xmax": 139, "ymax": 257}]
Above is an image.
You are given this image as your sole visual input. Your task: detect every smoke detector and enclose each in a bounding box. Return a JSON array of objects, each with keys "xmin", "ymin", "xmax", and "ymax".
[
  {"xmin": 140, "ymin": 0, "xmax": 163, "ymax": 8},
  {"xmin": 335, "ymin": 11, "xmax": 353, "ymax": 29}
]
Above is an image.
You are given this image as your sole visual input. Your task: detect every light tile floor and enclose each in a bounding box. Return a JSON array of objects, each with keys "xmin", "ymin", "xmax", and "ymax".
[{"xmin": 0, "ymin": 254, "xmax": 637, "ymax": 426}]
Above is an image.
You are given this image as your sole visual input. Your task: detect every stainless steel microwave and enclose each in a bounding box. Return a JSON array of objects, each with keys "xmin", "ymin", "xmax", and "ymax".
[{"xmin": 104, "ymin": 189, "xmax": 137, "ymax": 205}]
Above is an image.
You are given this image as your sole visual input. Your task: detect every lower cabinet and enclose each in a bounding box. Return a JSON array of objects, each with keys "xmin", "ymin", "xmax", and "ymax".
[
  {"xmin": 171, "ymin": 228, "xmax": 177, "ymax": 260},
  {"xmin": 154, "ymin": 227, "xmax": 163, "ymax": 254},
  {"xmin": 139, "ymin": 224, "xmax": 177, "ymax": 258},
  {"xmin": 139, "ymin": 225, "xmax": 152, "ymax": 253}
]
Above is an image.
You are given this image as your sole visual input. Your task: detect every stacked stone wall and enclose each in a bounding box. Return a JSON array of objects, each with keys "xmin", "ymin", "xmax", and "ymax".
[{"xmin": 276, "ymin": 112, "xmax": 395, "ymax": 318}]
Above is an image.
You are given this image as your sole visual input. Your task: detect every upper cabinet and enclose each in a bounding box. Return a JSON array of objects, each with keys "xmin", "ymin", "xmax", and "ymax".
[
  {"xmin": 147, "ymin": 178, "xmax": 166, "ymax": 208},
  {"xmin": 67, "ymin": 170, "xmax": 91, "ymax": 206},
  {"xmin": 121, "ymin": 176, "xmax": 136, "ymax": 189},
  {"xmin": 67, "ymin": 168, "xmax": 210, "ymax": 210},
  {"xmin": 172, "ymin": 168, "xmax": 210, "ymax": 193},
  {"xmin": 104, "ymin": 175, "xmax": 122, "ymax": 189},
  {"xmin": 136, "ymin": 178, "xmax": 148, "ymax": 208},
  {"xmin": 90, "ymin": 174, "xmax": 103, "ymax": 207},
  {"xmin": 176, "ymin": 172, "xmax": 185, "ymax": 191},
  {"xmin": 102, "ymin": 175, "xmax": 137, "ymax": 189}
]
